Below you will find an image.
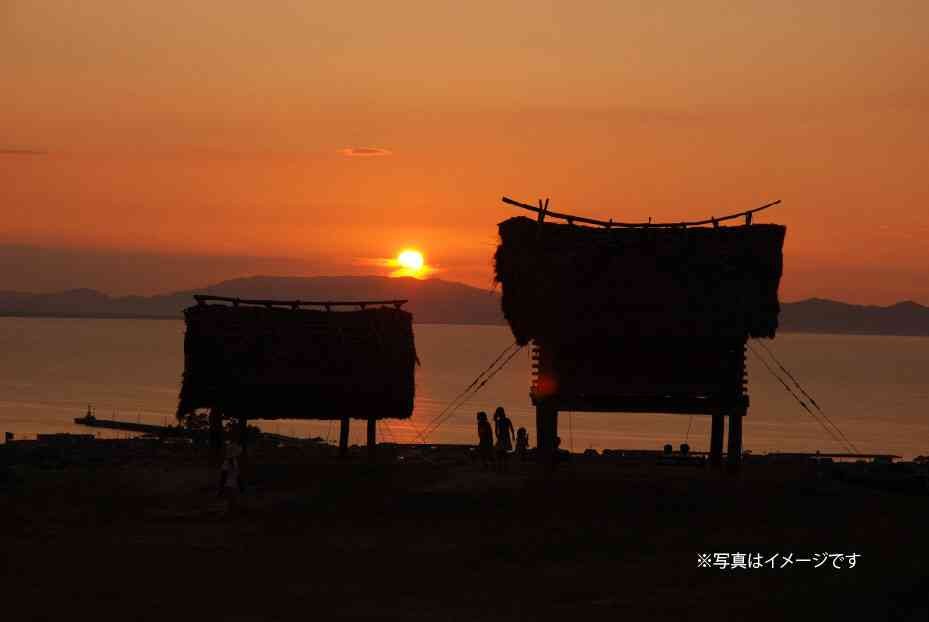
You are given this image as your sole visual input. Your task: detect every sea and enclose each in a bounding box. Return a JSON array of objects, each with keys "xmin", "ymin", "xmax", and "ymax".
[{"xmin": 1, "ymin": 317, "xmax": 926, "ymax": 459}]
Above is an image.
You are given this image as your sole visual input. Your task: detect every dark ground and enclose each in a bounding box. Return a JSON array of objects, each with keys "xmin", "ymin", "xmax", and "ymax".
[{"xmin": 2, "ymin": 441, "xmax": 927, "ymax": 621}]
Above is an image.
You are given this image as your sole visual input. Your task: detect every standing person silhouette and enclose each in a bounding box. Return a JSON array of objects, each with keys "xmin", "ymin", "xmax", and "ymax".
[
  {"xmin": 493, "ymin": 406, "xmax": 515, "ymax": 472},
  {"xmin": 218, "ymin": 442, "xmax": 244, "ymax": 496},
  {"xmin": 476, "ymin": 411, "xmax": 494, "ymax": 470},
  {"xmin": 515, "ymin": 427, "xmax": 529, "ymax": 460}
]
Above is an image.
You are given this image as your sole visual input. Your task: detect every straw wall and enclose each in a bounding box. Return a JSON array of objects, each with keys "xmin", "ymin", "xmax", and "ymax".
[
  {"xmin": 176, "ymin": 304, "xmax": 416, "ymax": 420},
  {"xmin": 495, "ymin": 216, "xmax": 786, "ymax": 344}
]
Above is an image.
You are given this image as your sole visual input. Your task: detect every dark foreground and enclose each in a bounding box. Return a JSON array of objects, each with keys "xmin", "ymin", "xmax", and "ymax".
[{"xmin": 2, "ymin": 441, "xmax": 927, "ymax": 621}]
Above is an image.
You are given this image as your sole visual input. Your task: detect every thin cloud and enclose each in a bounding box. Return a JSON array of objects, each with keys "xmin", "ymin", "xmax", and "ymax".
[
  {"xmin": 390, "ymin": 265, "xmax": 439, "ymax": 279},
  {"xmin": 354, "ymin": 257, "xmax": 393, "ymax": 268},
  {"xmin": 0, "ymin": 148, "xmax": 47, "ymax": 156},
  {"xmin": 354, "ymin": 256, "xmax": 439, "ymax": 279},
  {"xmin": 339, "ymin": 147, "xmax": 392, "ymax": 158}
]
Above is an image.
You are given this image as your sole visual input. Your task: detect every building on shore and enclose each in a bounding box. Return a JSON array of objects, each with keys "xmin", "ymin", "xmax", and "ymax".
[
  {"xmin": 176, "ymin": 295, "xmax": 418, "ymax": 460},
  {"xmin": 494, "ymin": 197, "xmax": 786, "ymax": 470}
]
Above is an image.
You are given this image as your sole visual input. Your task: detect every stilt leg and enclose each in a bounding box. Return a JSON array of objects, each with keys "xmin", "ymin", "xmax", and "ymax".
[
  {"xmin": 238, "ymin": 417, "xmax": 248, "ymax": 456},
  {"xmin": 536, "ymin": 405, "xmax": 558, "ymax": 471},
  {"xmin": 535, "ymin": 407, "xmax": 545, "ymax": 455},
  {"xmin": 726, "ymin": 412, "xmax": 743, "ymax": 472},
  {"xmin": 339, "ymin": 417, "xmax": 350, "ymax": 459},
  {"xmin": 367, "ymin": 417, "xmax": 376, "ymax": 463},
  {"xmin": 549, "ymin": 409, "xmax": 559, "ymax": 454},
  {"xmin": 710, "ymin": 414, "xmax": 724, "ymax": 467},
  {"xmin": 237, "ymin": 417, "xmax": 248, "ymax": 490},
  {"xmin": 209, "ymin": 408, "xmax": 224, "ymax": 466}
]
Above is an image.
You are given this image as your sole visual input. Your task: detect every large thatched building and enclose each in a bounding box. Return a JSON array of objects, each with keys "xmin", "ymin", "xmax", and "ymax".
[
  {"xmin": 494, "ymin": 198, "xmax": 786, "ymax": 468},
  {"xmin": 177, "ymin": 295, "xmax": 417, "ymax": 456}
]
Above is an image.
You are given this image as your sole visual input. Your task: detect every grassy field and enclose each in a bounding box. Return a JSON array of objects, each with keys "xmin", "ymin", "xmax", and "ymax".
[{"xmin": 2, "ymin": 441, "xmax": 927, "ymax": 621}]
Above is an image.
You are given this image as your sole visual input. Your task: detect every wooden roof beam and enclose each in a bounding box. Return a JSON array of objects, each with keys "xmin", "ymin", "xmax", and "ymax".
[
  {"xmin": 502, "ymin": 196, "xmax": 781, "ymax": 229},
  {"xmin": 193, "ymin": 295, "xmax": 408, "ymax": 309}
]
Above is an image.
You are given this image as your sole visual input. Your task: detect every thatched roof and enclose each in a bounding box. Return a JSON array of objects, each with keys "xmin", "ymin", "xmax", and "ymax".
[
  {"xmin": 495, "ymin": 216, "xmax": 786, "ymax": 344},
  {"xmin": 176, "ymin": 300, "xmax": 417, "ymax": 420}
]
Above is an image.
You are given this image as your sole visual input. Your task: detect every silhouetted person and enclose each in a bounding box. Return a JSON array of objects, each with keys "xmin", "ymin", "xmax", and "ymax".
[
  {"xmin": 679, "ymin": 443, "xmax": 690, "ymax": 457},
  {"xmin": 493, "ymin": 407, "xmax": 514, "ymax": 472},
  {"xmin": 476, "ymin": 411, "xmax": 494, "ymax": 470},
  {"xmin": 515, "ymin": 427, "xmax": 529, "ymax": 460},
  {"xmin": 218, "ymin": 442, "xmax": 244, "ymax": 497}
]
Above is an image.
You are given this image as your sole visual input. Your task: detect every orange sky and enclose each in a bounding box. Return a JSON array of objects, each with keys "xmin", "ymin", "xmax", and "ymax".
[{"xmin": 2, "ymin": 1, "xmax": 927, "ymax": 302}]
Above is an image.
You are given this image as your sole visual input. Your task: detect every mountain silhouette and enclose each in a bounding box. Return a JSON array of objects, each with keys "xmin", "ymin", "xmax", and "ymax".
[
  {"xmin": 778, "ymin": 298, "xmax": 929, "ymax": 336},
  {"xmin": 0, "ymin": 276, "xmax": 504, "ymax": 325},
  {"xmin": 1, "ymin": 278, "xmax": 928, "ymax": 335}
]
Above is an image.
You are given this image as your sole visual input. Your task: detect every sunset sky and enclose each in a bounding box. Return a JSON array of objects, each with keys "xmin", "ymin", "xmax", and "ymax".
[{"xmin": 3, "ymin": 1, "xmax": 927, "ymax": 302}]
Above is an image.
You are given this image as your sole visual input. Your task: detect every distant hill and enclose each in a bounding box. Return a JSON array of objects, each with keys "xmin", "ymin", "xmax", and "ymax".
[
  {"xmin": 779, "ymin": 298, "xmax": 929, "ymax": 337},
  {"xmin": 1, "ymin": 278, "xmax": 928, "ymax": 336},
  {"xmin": 0, "ymin": 276, "xmax": 505, "ymax": 325}
]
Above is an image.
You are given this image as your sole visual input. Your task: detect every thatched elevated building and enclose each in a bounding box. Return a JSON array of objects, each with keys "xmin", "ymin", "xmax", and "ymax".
[
  {"xmin": 177, "ymin": 295, "xmax": 417, "ymax": 457},
  {"xmin": 495, "ymin": 197, "xmax": 786, "ymax": 468}
]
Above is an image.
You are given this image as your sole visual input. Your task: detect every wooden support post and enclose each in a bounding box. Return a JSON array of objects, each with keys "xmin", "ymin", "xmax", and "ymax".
[
  {"xmin": 535, "ymin": 407, "xmax": 545, "ymax": 454},
  {"xmin": 549, "ymin": 409, "xmax": 559, "ymax": 454},
  {"xmin": 726, "ymin": 412, "xmax": 743, "ymax": 472},
  {"xmin": 367, "ymin": 417, "xmax": 376, "ymax": 462},
  {"xmin": 339, "ymin": 417, "xmax": 350, "ymax": 459},
  {"xmin": 208, "ymin": 408, "xmax": 224, "ymax": 466},
  {"xmin": 536, "ymin": 405, "xmax": 558, "ymax": 470},
  {"xmin": 710, "ymin": 414, "xmax": 724, "ymax": 467},
  {"xmin": 237, "ymin": 417, "xmax": 249, "ymax": 487},
  {"xmin": 238, "ymin": 417, "xmax": 248, "ymax": 456}
]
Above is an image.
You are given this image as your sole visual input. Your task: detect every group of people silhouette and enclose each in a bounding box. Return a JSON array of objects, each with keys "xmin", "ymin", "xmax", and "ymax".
[{"xmin": 476, "ymin": 406, "xmax": 529, "ymax": 471}]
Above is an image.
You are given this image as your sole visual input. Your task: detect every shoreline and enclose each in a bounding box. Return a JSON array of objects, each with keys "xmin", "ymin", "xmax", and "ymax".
[
  {"xmin": 3, "ymin": 439, "xmax": 928, "ymax": 620},
  {"xmin": 4, "ymin": 313, "xmax": 929, "ymax": 338},
  {"xmin": 4, "ymin": 432, "xmax": 916, "ymax": 466}
]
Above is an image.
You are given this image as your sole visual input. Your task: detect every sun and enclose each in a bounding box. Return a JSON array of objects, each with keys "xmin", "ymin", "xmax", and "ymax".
[
  {"xmin": 397, "ymin": 249, "xmax": 424, "ymax": 272},
  {"xmin": 389, "ymin": 248, "xmax": 429, "ymax": 279}
]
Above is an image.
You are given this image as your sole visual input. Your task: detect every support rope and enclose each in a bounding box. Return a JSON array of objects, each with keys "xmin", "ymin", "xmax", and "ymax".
[
  {"xmin": 753, "ymin": 339, "xmax": 861, "ymax": 454},
  {"xmin": 418, "ymin": 344, "xmax": 525, "ymax": 442},
  {"xmin": 413, "ymin": 341, "xmax": 519, "ymax": 442},
  {"xmin": 747, "ymin": 342, "xmax": 853, "ymax": 453},
  {"xmin": 419, "ymin": 345, "xmax": 524, "ymax": 441},
  {"xmin": 379, "ymin": 420, "xmax": 398, "ymax": 444}
]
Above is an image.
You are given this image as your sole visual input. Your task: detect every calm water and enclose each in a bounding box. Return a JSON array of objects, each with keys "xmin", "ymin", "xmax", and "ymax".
[{"xmin": 0, "ymin": 317, "xmax": 926, "ymax": 458}]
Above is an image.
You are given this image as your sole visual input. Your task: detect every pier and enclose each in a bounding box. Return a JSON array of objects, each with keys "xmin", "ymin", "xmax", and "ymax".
[{"xmin": 73, "ymin": 414, "xmax": 321, "ymax": 447}]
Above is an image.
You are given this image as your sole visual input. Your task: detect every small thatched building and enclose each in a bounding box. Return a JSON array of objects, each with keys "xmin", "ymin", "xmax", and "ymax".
[
  {"xmin": 177, "ymin": 296, "xmax": 417, "ymax": 456},
  {"xmin": 494, "ymin": 199, "xmax": 786, "ymax": 468},
  {"xmin": 495, "ymin": 216, "xmax": 785, "ymax": 343}
]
